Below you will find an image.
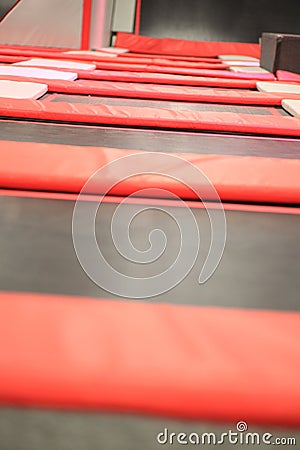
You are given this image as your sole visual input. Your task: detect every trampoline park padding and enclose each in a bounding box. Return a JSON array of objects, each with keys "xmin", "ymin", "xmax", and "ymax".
[
  {"xmin": 0, "ymin": 139, "xmax": 300, "ymax": 204},
  {"xmin": 0, "ymin": 98, "xmax": 299, "ymax": 136},
  {"xmin": 1, "ymin": 76, "xmax": 299, "ymax": 105},
  {"xmin": 115, "ymin": 33, "xmax": 261, "ymax": 58},
  {"xmin": 0, "ymin": 289, "xmax": 299, "ymax": 426}
]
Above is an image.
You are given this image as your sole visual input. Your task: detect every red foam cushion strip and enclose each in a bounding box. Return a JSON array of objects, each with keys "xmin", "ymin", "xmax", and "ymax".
[
  {"xmin": 1, "ymin": 75, "xmax": 298, "ymax": 104},
  {"xmin": 48, "ymin": 79, "xmax": 286, "ymax": 105},
  {"xmin": 123, "ymin": 53, "xmax": 222, "ymax": 62},
  {"xmin": 276, "ymin": 71, "xmax": 300, "ymax": 84},
  {"xmin": 115, "ymin": 33, "xmax": 261, "ymax": 58},
  {"xmin": 0, "ymin": 55, "xmax": 27, "ymax": 63},
  {"xmin": 1, "ymin": 140, "xmax": 300, "ymax": 204},
  {"xmin": 93, "ymin": 61, "xmax": 230, "ymax": 72},
  {"xmin": 0, "ymin": 292, "xmax": 299, "ymax": 426},
  {"xmin": 0, "ymin": 98, "xmax": 299, "ymax": 137},
  {"xmin": 79, "ymin": 68, "xmax": 275, "ymax": 82},
  {"xmin": 0, "ymin": 71, "xmax": 257, "ymax": 88}
]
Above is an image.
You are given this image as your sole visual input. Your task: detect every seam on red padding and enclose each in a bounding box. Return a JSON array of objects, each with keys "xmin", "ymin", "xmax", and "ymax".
[
  {"xmin": 0, "ymin": 292, "xmax": 299, "ymax": 426},
  {"xmin": 115, "ymin": 32, "xmax": 261, "ymax": 58},
  {"xmin": 0, "ymin": 98, "xmax": 299, "ymax": 137},
  {"xmin": 1, "ymin": 141, "xmax": 300, "ymax": 204},
  {"xmin": 1, "ymin": 190, "xmax": 300, "ymax": 215}
]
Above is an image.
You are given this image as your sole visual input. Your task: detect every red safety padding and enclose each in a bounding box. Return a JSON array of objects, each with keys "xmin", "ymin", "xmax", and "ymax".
[
  {"xmin": 80, "ymin": 68, "xmax": 275, "ymax": 82},
  {"xmin": 2, "ymin": 75, "xmax": 299, "ymax": 104},
  {"xmin": 0, "ymin": 55, "xmax": 27, "ymax": 63},
  {"xmin": 0, "ymin": 292, "xmax": 299, "ymax": 426},
  {"xmin": 0, "ymin": 71, "xmax": 257, "ymax": 89},
  {"xmin": 0, "ymin": 98, "xmax": 299, "ymax": 137},
  {"xmin": 1, "ymin": 140, "xmax": 300, "ymax": 204},
  {"xmin": 124, "ymin": 52, "xmax": 222, "ymax": 62},
  {"xmin": 46, "ymin": 80, "xmax": 292, "ymax": 105},
  {"xmin": 276, "ymin": 71, "xmax": 300, "ymax": 84},
  {"xmin": 93, "ymin": 61, "xmax": 229, "ymax": 72},
  {"xmin": 115, "ymin": 32, "xmax": 261, "ymax": 58}
]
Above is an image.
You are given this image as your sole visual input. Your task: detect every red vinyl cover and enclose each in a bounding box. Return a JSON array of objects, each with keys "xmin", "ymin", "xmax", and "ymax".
[
  {"xmin": 0, "ymin": 71, "xmax": 257, "ymax": 88},
  {"xmin": 1, "ymin": 140, "xmax": 300, "ymax": 204},
  {"xmin": 276, "ymin": 71, "xmax": 300, "ymax": 84},
  {"xmin": 80, "ymin": 68, "xmax": 275, "ymax": 82},
  {"xmin": 93, "ymin": 61, "xmax": 229, "ymax": 72},
  {"xmin": 115, "ymin": 33, "xmax": 261, "ymax": 58},
  {"xmin": 1, "ymin": 75, "xmax": 298, "ymax": 104},
  {"xmin": 0, "ymin": 292, "xmax": 299, "ymax": 426},
  {"xmin": 45, "ymin": 80, "xmax": 294, "ymax": 105},
  {"xmin": 0, "ymin": 98, "xmax": 299, "ymax": 137}
]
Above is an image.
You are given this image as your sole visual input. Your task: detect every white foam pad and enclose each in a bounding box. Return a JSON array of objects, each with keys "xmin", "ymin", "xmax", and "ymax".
[
  {"xmin": 15, "ymin": 58, "xmax": 96, "ymax": 71},
  {"xmin": 0, "ymin": 80, "xmax": 48, "ymax": 99},
  {"xmin": 100, "ymin": 47, "xmax": 129, "ymax": 54},
  {"xmin": 218, "ymin": 55, "xmax": 259, "ymax": 61},
  {"xmin": 282, "ymin": 99, "xmax": 300, "ymax": 116},
  {"xmin": 65, "ymin": 50, "xmax": 117, "ymax": 58},
  {"xmin": 0, "ymin": 66, "xmax": 77, "ymax": 81},
  {"xmin": 222, "ymin": 60, "xmax": 260, "ymax": 66},
  {"xmin": 257, "ymin": 82, "xmax": 300, "ymax": 94},
  {"xmin": 229, "ymin": 66, "xmax": 270, "ymax": 73}
]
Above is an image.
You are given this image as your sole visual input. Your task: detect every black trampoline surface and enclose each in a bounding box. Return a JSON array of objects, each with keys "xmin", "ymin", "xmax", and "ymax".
[
  {"xmin": 1, "ymin": 120, "xmax": 300, "ymax": 159},
  {"xmin": 0, "ymin": 407, "xmax": 298, "ymax": 450},
  {"xmin": 48, "ymin": 94, "xmax": 289, "ymax": 116},
  {"xmin": 1, "ymin": 194, "xmax": 299, "ymax": 310}
]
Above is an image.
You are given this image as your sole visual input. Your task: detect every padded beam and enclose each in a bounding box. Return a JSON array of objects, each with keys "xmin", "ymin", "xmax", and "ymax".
[
  {"xmin": 282, "ymin": 100, "xmax": 300, "ymax": 117},
  {"xmin": 0, "ymin": 292, "xmax": 299, "ymax": 426},
  {"xmin": 257, "ymin": 82, "xmax": 300, "ymax": 94},
  {"xmin": 115, "ymin": 33, "xmax": 260, "ymax": 58},
  {"xmin": 0, "ymin": 66, "xmax": 77, "ymax": 80},
  {"xmin": 26, "ymin": 79, "xmax": 299, "ymax": 105},
  {"xmin": 15, "ymin": 58, "xmax": 96, "ymax": 71},
  {"xmin": 80, "ymin": 69, "xmax": 275, "ymax": 83},
  {"xmin": 1, "ymin": 140, "xmax": 300, "ymax": 203},
  {"xmin": 0, "ymin": 98, "xmax": 299, "ymax": 137},
  {"xmin": 0, "ymin": 80, "xmax": 47, "ymax": 99}
]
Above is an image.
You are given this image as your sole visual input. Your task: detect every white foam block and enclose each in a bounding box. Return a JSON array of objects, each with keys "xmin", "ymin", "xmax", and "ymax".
[
  {"xmin": 0, "ymin": 80, "xmax": 48, "ymax": 99},
  {"xmin": 282, "ymin": 99, "xmax": 300, "ymax": 116},
  {"xmin": 100, "ymin": 47, "xmax": 129, "ymax": 54},
  {"xmin": 218, "ymin": 55, "xmax": 259, "ymax": 61},
  {"xmin": 65, "ymin": 50, "xmax": 117, "ymax": 58},
  {"xmin": 257, "ymin": 81, "xmax": 300, "ymax": 94},
  {"xmin": 15, "ymin": 58, "xmax": 96, "ymax": 71},
  {"xmin": 0, "ymin": 66, "xmax": 77, "ymax": 81},
  {"xmin": 229, "ymin": 66, "xmax": 270, "ymax": 73},
  {"xmin": 222, "ymin": 60, "xmax": 260, "ymax": 66}
]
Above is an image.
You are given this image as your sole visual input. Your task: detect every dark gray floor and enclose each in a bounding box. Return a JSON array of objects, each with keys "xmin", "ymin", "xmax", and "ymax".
[
  {"xmin": 1, "ymin": 195, "xmax": 299, "ymax": 310},
  {"xmin": 1, "ymin": 120, "xmax": 300, "ymax": 159},
  {"xmin": 0, "ymin": 407, "xmax": 298, "ymax": 450}
]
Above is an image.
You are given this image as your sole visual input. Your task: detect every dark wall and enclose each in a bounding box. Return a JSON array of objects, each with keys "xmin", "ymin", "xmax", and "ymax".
[
  {"xmin": 0, "ymin": 0, "xmax": 18, "ymax": 21},
  {"xmin": 140, "ymin": 0, "xmax": 300, "ymax": 43}
]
